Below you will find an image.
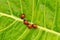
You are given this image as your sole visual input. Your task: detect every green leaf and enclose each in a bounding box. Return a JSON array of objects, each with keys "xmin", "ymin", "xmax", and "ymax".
[{"xmin": 0, "ymin": 0, "xmax": 60, "ymax": 40}]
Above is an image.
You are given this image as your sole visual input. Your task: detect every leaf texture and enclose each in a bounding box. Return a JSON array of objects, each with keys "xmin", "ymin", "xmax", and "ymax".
[{"xmin": 0, "ymin": 0, "xmax": 60, "ymax": 40}]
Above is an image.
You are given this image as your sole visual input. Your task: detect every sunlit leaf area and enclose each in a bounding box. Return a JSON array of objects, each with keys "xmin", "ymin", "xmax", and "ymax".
[{"xmin": 0, "ymin": 0, "xmax": 60, "ymax": 40}]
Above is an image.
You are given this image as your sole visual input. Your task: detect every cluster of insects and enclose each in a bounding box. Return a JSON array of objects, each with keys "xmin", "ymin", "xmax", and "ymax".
[{"xmin": 20, "ymin": 13, "xmax": 37, "ymax": 29}]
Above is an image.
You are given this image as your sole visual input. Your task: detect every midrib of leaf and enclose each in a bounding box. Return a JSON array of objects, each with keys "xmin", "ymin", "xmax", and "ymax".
[
  {"xmin": 0, "ymin": 12, "xmax": 60, "ymax": 36},
  {"xmin": 0, "ymin": 13, "xmax": 23, "ymax": 22}
]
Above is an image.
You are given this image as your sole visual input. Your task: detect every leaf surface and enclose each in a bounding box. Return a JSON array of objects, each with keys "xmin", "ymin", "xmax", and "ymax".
[{"xmin": 0, "ymin": 0, "xmax": 60, "ymax": 40}]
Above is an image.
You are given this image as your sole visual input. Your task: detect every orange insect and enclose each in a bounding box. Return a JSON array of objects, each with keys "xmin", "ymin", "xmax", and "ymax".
[
  {"xmin": 32, "ymin": 24, "xmax": 37, "ymax": 28},
  {"xmin": 27, "ymin": 24, "xmax": 32, "ymax": 28},
  {"xmin": 24, "ymin": 20, "xmax": 29, "ymax": 25},
  {"xmin": 20, "ymin": 14, "xmax": 25, "ymax": 19}
]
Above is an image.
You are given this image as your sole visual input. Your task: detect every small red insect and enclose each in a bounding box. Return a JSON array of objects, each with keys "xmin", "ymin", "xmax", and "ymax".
[
  {"xmin": 27, "ymin": 24, "xmax": 32, "ymax": 28},
  {"xmin": 20, "ymin": 14, "xmax": 25, "ymax": 19},
  {"xmin": 24, "ymin": 20, "xmax": 29, "ymax": 25},
  {"xmin": 32, "ymin": 24, "xmax": 37, "ymax": 28}
]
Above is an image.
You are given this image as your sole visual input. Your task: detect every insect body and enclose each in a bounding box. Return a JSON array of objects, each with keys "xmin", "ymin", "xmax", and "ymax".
[
  {"xmin": 24, "ymin": 20, "xmax": 29, "ymax": 25},
  {"xmin": 32, "ymin": 24, "xmax": 37, "ymax": 28},
  {"xmin": 20, "ymin": 13, "xmax": 37, "ymax": 29},
  {"xmin": 20, "ymin": 14, "xmax": 25, "ymax": 19},
  {"xmin": 27, "ymin": 24, "xmax": 32, "ymax": 28}
]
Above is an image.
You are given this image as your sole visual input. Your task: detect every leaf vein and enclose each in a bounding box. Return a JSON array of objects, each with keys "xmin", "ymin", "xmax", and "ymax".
[{"xmin": 0, "ymin": 12, "xmax": 60, "ymax": 36}]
